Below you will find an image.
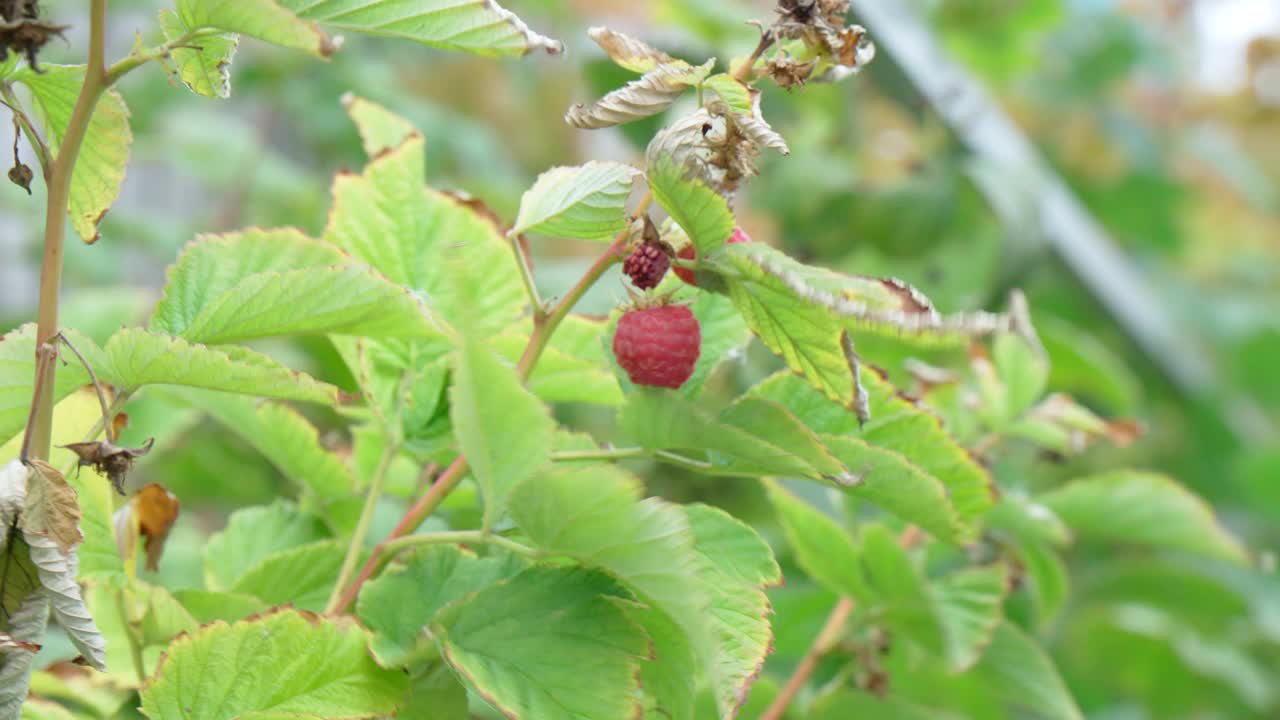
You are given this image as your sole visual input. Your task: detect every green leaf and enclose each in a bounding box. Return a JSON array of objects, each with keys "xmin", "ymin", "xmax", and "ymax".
[
  {"xmin": 974, "ymin": 622, "xmax": 1083, "ymax": 720},
  {"xmin": 619, "ymin": 389, "xmax": 848, "ymax": 482},
  {"xmin": 152, "ymin": 227, "xmax": 347, "ymax": 337},
  {"xmin": 507, "ymin": 466, "xmax": 711, "ymax": 708},
  {"xmin": 281, "ymin": 0, "xmax": 563, "ymax": 56},
  {"xmin": 176, "ymin": 0, "xmax": 335, "ymax": 57},
  {"xmin": 630, "ymin": 603, "xmax": 697, "ymax": 720},
  {"xmin": 492, "ymin": 326, "xmax": 623, "ymax": 406},
  {"xmin": 703, "ymin": 73, "xmax": 752, "ymax": 113},
  {"xmin": 177, "ymin": 265, "xmax": 439, "ymax": 344},
  {"xmin": 167, "ymin": 388, "xmax": 354, "ymax": 501},
  {"xmin": 172, "ymin": 589, "xmax": 268, "ymax": 624},
  {"xmin": 708, "ymin": 243, "xmax": 1008, "ymax": 410},
  {"xmin": 1039, "ymin": 471, "xmax": 1248, "ymax": 563},
  {"xmin": 229, "ymin": 540, "xmax": 349, "ymax": 612},
  {"xmin": 357, "ymin": 545, "xmax": 526, "ymax": 668},
  {"xmin": 680, "ymin": 289, "xmax": 751, "ymax": 398},
  {"xmin": 821, "ymin": 434, "xmax": 966, "ymax": 545},
  {"xmin": 14, "ymin": 65, "xmax": 132, "ymax": 244},
  {"xmin": 683, "ymin": 504, "xmax": 780, "ymax": 587},
  {"xmin": 158, "ymin": 10, "xmax": 238, "ymax": 98},
  {"xmin": 764, "ymin": 479, "xmax": 870, "ymax": 600},
  {"xmin": 399, "ymin": 664, "xmax": 468, "ymax": 720},
  {"xmin": 451, "ymin": 332, "xmax": 554, "ymax": 528},
  {"xmin": 683, "ymin": 505, "xmax": 779, "ymax": 717},
  {"xmin": 0, "ymin": 325, "xmax": 88, "ymax": 453},
  {"xmin": 649, "ymin": 160, "xmax": 735, "ymax": 256},
  {"xmin": 323, "ymin": 135, "xmax": 526, "ymax": 337},
  {"xmin": 433, "ymin": 566, "xmax": 649, "ymax": 720},
  {"xmin": 203, "ymin": 501, "xmax": 330, "ymax": 590},
  {"xmin": 934, "ymin": 564, "xmax": 1010, "ymax": 671},
  {"xmin": 510, "ymin": 161, "xmax": 640, "ymax": 240},
  {"xmin": 343, "ymin": 94, "xmax": 418, "ymax": 157},
  {"xmin": 985, "ymin": 495, "xmax": 1071, "ymax": 547},
  {"xmin": 333, "ymin": 337, "xmax": 453, "ymax": 448},
  {"xmin": 860, "ymin": 524, "xmax": 944, "ymax": 654},
  {"xmin": 750, "ymin": 372, "xmax": 995, "ymax": 535},
  {"xmin": 1017, "ymin": 540, "xmax": 1069, "ymax": 628},
  {"xmin": 811, "ymin": 691, "xmax": 954, "ymax": 720},
  {"xmin": 140, "ymin": 608, "xmax": 408, "ymax": 719},
  {"xmin": 95, "ymin": 328, "xmax": 338, "ymax": 404},
  {"xmin": 991, "ymin": 333, "xmax": 1048, "ymax": 422}
]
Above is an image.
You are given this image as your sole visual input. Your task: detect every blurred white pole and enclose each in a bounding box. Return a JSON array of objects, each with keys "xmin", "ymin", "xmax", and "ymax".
[{"xmin": 849, "ymin": 0, "xmax": 1274, "ymax": 443}]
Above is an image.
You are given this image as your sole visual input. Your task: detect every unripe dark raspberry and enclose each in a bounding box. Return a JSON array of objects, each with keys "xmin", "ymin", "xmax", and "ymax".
[
  {"xmin": 612, "ymin": 305, "xmax": 701, "ymax": 389},
  {"xmin": 623, "ymin": 244, "xmax": 670, "ymax": 290},
  {"xmin": 674, "ymin": 226, "xmax": 751, "ymax": 286}
]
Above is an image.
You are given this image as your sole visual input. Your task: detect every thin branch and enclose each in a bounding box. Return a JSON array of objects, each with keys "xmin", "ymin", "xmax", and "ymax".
[
  {"xmin": 325, "ymin": 439, "xmax": 399, "ymax": 614},
  {"xmin": 19, "ymin": 342, "xmax": 56, "ymax": 463},
  {"xmin": 734, "ymin": 29, "xmax": 776, "ymax": 83},
  {"xmin": 28, "ymin": 0, "xmax": 109, "ymax": 463},
  {"xmin": 1, "ymin": 85, "xmax": 51, "ymax": 178},
  {"xmin": 761, "ymin": 597, "xmax": 856, "ymax": 720},
  {"xmin": 551, "ymin": 447, "xmax": 649, "ymax": 463},
  {"xmin": 53, "ymin": 332, "xmax": 114, "ymax": 444},
  {"xmin": 105, "ymin": 26, "xmax": 223, "ymax": 85},
  {"xmin": 510, "ymin": 234, "xmax": 546, "ymax": 321}
]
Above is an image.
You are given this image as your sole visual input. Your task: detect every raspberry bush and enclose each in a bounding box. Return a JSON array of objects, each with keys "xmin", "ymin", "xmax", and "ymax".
[{"xmin": 0, "ymin": 1, "xmax": 1264, "ymax": 719}]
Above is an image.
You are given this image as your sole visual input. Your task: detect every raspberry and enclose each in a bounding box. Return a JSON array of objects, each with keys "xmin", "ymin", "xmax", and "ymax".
[
  {"xmin": 612, "ymin": 305, "xmax": 701, "ymax": 389},
  {"xmin": 623, "ymin": 244, "xmax": 670, "ymax": 290},
  {"xmin": 674, "ymin": 226, "xmax": 751, "ymax": 286}
]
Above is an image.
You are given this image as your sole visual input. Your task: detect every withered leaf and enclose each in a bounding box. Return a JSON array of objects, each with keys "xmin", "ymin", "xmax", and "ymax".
[
  {"xmin": 587, "ymin": 26, "xmax": 676, "ymax": 74},
  {"xmin": 21, "ymin": 459, "xmax": 82, "ymax": 556},
  {"xmin": 113, "ymin": 483, "xmax": 180, "ymax": 572},
  {"xmin": 566, "ymin": 60, "xmax": 713, "ymax": 130},
  {"xmin": 61, "ymin": 437, "xmax": 155, "ymax": 495}
]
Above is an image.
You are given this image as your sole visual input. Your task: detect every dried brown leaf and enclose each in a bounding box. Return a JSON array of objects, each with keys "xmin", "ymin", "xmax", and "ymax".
[
  {"xmin": 566, "ymin": 60, "xmax": 712, "ymax": 130},
  {"xmin": 21, "ymin": 459, "xmax": 82, "ymax": 556},
  {"xmin": 588, "ymin": 26, "xmax": 676, "ymax": 74}
]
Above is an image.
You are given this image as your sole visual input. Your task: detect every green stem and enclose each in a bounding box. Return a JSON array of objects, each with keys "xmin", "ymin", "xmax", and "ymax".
[
  {"xmin": 28, "ymin": 0, "xmax": 110, "ymax": 463},
  {"xmin": 105, "ymin": 27, "xmax": 222, "ymax": 85},
  {"xmin": 551, "ymin": 447, "xmax": 649, "ymax": 463},
  {"xmin": 510, "ymin": 234, "xmax": 546, "ymax": 321},
  {"xmin": 0, "ymin": 84, "xmax": 52, "ymax": 177},
  {"xmin": 325, "ymin": 439, "xmax": 399, "ymax": 614},
  {"xmin": 550, "ymin": 446, "xmax": 715, "ymax": 473},
  {"xmin": 381, "ymin": 530, "xmax": 539, "ymax": 560}
]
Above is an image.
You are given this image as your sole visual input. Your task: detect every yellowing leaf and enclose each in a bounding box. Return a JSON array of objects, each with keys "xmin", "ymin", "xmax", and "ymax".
[{"xmin": 15, "ymin": 65, "xmax": 132, "ymax": 243}]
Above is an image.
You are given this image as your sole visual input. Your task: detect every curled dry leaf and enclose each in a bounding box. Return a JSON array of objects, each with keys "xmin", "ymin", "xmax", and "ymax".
[
  {"xmin": 566, "ymin": 60, "xmax": 713, "ymax": 129},
  {"xmin": 21, "ymin": 459, "xmax": 83, "ymax": 556},
  {"xmin": 771, "ymin": 0, "xmax": 875, "ymax": 85},
  {"xmin": 61, "ymin": 437, "xmax": 155, "ymax": 495},
  {"xmin": 588, "ymin": 26, "xmax": 676, "ymax": 73},
  {"xmin": 113, "ymin": 483, "xmax": 180, "ymax": 572}
]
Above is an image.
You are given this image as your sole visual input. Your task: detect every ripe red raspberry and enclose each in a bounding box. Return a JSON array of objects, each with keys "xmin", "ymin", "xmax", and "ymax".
[
  {"xmin": 623, "ymin": 244, "xmax": 670, "ymax": 290},
  {"xmin": 612, "ymin": 305, "xmax": 701, "ymax": 389},
  {"xmin": 674, "ymin": 226, "xmax": 751, "ymax": 286}
]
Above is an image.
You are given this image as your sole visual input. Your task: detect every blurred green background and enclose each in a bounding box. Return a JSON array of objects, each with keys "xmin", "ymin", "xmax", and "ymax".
[{"xmin": 2, "ymin": 0, "xmax": 1278, "ymax": 717}]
